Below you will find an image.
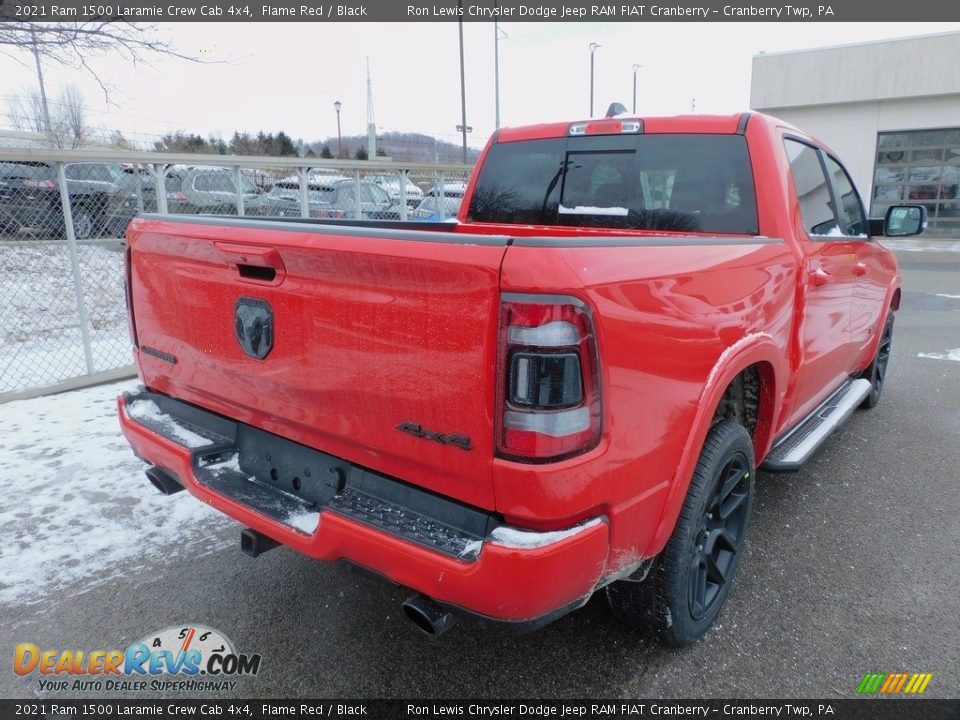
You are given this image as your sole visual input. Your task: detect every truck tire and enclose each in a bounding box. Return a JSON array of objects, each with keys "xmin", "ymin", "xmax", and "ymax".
[
  {"xmin": 606, "ymin": 419, "xmax": 755, "ymax": 646},
  {"xmin": 859, "ymin": 313, "xmax": 894, "ymax": 409}
]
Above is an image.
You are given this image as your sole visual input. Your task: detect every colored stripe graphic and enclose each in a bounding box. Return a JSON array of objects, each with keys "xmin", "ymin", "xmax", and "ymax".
[
  {"xmin": 858, "ymin": 672, "xmax": 932, "ymax": 694},
  {"xmin": 857, "ymin": 674, "xmax": 885, "ymax": 693}
]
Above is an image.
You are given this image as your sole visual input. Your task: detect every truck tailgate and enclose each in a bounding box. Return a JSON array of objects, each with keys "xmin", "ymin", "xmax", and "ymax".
[{"xmin": 127, "ymin": 216, "xmax": 509, "ymax": 510}]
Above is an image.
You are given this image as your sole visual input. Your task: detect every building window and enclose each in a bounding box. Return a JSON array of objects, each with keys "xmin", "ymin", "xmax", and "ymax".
[{"xmin": 873, "ymin": 128, "xmax": 960, "ymax": 237}]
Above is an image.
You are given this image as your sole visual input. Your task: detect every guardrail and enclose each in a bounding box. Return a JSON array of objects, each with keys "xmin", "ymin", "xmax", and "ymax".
[{"xmin": 0, "ymin": 149, "xmax": 473, "ymax": 401}]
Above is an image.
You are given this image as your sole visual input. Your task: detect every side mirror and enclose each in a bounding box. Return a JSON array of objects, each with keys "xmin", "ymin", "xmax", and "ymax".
[{"xmin": 883, "ymin": 205, "xmax": 926, "ymax": 237}]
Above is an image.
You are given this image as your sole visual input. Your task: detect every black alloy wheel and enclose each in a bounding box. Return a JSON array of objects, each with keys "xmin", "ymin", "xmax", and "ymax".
[
  {"xmin": 688, "ymin": 453, "xmax": 751, "ymax": 621},
  {"xmin": 606, "ymin": 419, "xmax": 756, "ymax": 645},
  {"xmin": 861, "ymin": 313, "xmax": 894, "ymax": 409}
]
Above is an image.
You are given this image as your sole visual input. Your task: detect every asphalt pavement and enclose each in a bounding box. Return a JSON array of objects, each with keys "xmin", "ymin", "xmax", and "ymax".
[{"xmin": 1, "ymin": 245, "xmax": 958, "ymax": 701}]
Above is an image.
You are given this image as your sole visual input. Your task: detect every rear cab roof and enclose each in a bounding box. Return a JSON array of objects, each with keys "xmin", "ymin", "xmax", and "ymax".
[{"xmin": 494, "ymin": 113, "xmax": 752, "ymax": 144}]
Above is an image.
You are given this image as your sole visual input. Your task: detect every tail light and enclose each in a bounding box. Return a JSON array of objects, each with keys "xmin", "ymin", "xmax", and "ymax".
[
  {"xmin": 167, "ymin": 191, "xmax": 187, "ymax": 201},
  {"xmin": 569, "ymin": 119, "xmax": 642, "ymax": 135},
  {"xmin": 496, "ymin": 293, "xmax": 602, "ymax": 462},
  {"xmin": 124, "ymin": 245, "xmax": 139, "ymax": 349},
  {"xmin": 24, "ymin": 179, "xmax": 56, "ymax": 189}
]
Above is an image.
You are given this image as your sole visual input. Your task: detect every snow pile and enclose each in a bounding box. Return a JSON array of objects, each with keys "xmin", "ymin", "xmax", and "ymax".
[
  {"xmin": 126, "ymin": 399, "xmax": 213, "ymax": 449},
  {"xmin": 0, "ymin": 380, "xmax": 232, "ymax": 607},
  {"xmin": 917, "ymin": 348, "xmax": 960, "ymax": 363},
  {"xmin": 286, "ymin": 510, "xmax": 321, "ymax": 534},
  {"xmin": 458, "ymin": 539, "xmax": 482, "ymax": 559},
  {"xmin": 558, "ymin": 204, "xmax": 629, "ymax": 216},
  {"xmin": 489, "ymin": 518, "xmax": 603, "ymax": 549}
]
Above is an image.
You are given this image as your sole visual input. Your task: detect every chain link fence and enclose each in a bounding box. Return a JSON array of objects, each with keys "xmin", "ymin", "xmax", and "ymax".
[{"xmin": 0, "ymin": 149, "xmax": 472, "ymax": 401}]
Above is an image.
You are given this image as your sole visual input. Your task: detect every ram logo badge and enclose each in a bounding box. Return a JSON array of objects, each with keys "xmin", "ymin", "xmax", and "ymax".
[{"xmin": 235, "ymin": 298, "xmax": 274, "ymax": 360}]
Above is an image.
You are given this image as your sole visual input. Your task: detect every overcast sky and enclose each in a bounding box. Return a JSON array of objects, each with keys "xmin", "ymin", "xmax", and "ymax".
[{"xmin": 2, "ymin": 21, "xmax": 959, "ymax": 149}]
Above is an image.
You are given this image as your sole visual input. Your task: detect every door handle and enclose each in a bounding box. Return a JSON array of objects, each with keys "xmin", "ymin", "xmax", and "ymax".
[
  {"xmin": 215, "ymin": 242, "xmax": 285, "ymax": 283},
  {"xmin": 809, "ymin": 268, "xmax": 831, "ymax": 287},
  {"xmin": 852, "ymin": 262, "xmax": 869, "ymax": 277}
]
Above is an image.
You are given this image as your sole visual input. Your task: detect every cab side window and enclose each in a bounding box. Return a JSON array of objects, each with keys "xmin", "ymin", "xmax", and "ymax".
[
  {"xmin": 824, "ymin": 155, "xmax": 868, "ymax": 236},
  {"xmin": 784, "ymin": 139, "xmax": 840, "ymax": 237}
]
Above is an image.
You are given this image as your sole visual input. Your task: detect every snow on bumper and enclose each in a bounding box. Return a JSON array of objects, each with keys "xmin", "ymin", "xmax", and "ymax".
[{"xmin": 117, "ymin": 393, "xmax": 609, "ymax": 623}]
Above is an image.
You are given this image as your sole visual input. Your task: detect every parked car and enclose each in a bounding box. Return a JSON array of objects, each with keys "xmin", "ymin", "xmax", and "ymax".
[
  {"xmin": 164, "ymin": 167, "xmax": 268, "ymax": 216},
  {"xmin": 411, "ymin": 195, "xmax": 461, "ymax": 222},
  {"xmin": 257, "ymin": 176, "xmax": 400, "ymax": 220},
  {"xmin": 119, "ymin": 111, "xmax": 923, "ymax": 645},
  {"xmin": 369, "ymin": 173, "xmax": 424, "ymax": 209},
  {"xmin": 425, "ymin": 180, "xmax": 468, "ymax": 199},
  {"xmin": 0, "ymin": 161, "xmax": 139, "ymax": 239}
]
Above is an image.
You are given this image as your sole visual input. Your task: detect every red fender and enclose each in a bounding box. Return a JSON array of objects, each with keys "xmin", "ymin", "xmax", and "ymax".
[{"xmin": 645, "ymin": 333, "xmax": 787, "ymax": 557}]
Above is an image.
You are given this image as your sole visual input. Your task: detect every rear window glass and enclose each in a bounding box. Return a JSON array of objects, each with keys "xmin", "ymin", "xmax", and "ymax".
[
  {"xmin": 193, "ymin": 173, "xmax": 258, "ymax": 194},
  {"xmin": 467, "ymin": 134, "xmax": 758, "ymax": 234},
  {"xmin": 193, "ymin": 173, "xmax": 233, "ymax": 192},
  {"xmin": 0, "ymin": 163, "xmax": 52, "ymax": 180}
]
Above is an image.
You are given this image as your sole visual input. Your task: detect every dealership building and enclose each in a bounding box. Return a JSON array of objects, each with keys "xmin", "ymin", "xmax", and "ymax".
[{"xmin": 750, "ymin": 31, "xmax": 960, "ymax": 237}]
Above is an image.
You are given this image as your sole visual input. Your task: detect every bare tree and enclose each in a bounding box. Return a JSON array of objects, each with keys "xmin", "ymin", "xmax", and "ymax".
[
  {"xmin": 0, "ymin": 22, "xmax": 201, "ymax": 94},
  {"xmin": 0, "ymin": 22, "xmax": 207, "ymax": 143},
  {"xmin": 5, "ymin": 85, "xmax": 90, "ymax": 148},
  {"xmin": 7, "ymin": 92, "xmax": 46, "ymax": 134},
  {"xmin": 59, "ymin": 85, "xmax": 86, "ymax": 146}
]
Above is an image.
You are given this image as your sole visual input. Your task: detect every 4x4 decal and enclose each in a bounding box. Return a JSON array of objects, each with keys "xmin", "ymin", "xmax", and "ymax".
[{"xmin": 395, "ymin": 422, "xmax": 472, "ymax": 451}]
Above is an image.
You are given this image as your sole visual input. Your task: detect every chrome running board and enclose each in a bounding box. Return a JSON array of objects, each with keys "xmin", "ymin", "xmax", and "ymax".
[{"xmin": 761, "ymin": 379, "xmax": 872, "ymax": 473}]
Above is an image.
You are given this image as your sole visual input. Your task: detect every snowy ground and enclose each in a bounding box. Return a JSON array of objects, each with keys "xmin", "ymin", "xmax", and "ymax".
[
  {"xmin": 0, "ymin": 379, "xmax": 231, "ymax": 608},
  {"xmin": 0, "ymin": 240, "xmax": 130, "ymax": 393}
]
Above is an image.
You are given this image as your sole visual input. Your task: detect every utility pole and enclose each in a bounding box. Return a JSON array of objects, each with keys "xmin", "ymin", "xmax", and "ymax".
[
  {"xmin": 366, "ymin": 57, "xmax": 376, "ymax": 159},
  {"xmin": 632, "ymin": 64, "xmax": 642, "ymax": 114},
  {"xmin": 29, "ymin": 28, "xmax": 54, "ymax": 145},
  {"xmin": 334, "ymin": 100, "xmax": 343, "ymax": 158},
  {"xmin": 494, "ymin": 19, "xmax": 501, "ymax": 129},
  {"xmin": 494, "ymin": 17, "xmax": 507, "ymax": 129},
  {"xmin": 589, "ymin": 42, "xmax": 601, "ymax": 117}
]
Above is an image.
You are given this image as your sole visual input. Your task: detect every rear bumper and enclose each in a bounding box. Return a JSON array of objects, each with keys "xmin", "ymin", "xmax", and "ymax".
[{"xmin": 118, "ymin": 389, "xmax": 610, "ymax": 625}]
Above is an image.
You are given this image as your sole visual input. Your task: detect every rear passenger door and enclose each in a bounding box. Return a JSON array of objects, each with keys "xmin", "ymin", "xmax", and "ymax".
[
  {"xmin": 821, "ymin": 153, "xmax": 891, "ymax": 367},
  {"xmin": 783, "ymin": 138, "xmax": 860, "ymax": 421}
]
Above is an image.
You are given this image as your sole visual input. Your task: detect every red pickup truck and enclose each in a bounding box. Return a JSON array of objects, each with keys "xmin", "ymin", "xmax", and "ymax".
[{"xmin": 118, "ymin": 111, "xmax": 924, "ymax": 645}]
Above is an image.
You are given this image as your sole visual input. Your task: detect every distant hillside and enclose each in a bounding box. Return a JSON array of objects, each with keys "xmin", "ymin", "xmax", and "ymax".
[{"xmin": 308, "ymin": 132, "xmax": 480, "ymax": 164}]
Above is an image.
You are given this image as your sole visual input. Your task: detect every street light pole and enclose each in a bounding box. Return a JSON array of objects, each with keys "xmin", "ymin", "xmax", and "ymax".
[
  {"xmin": 632, "ymin": 64, "xmax": 642, "ymax": 114},
  {"xmin": 494, "ymin": 19, "xmax": 501, "ymax": 130},
  {"xmin": 589, "ymin": 42, "xmax": 601, "ymax": 117},
  {"xmin": 334, "ymin": 100, "xmax": 343, "ymax": 158},
  {"xmin": 458, "ymin": 1, "xmax": 468, "ymax": 164}
]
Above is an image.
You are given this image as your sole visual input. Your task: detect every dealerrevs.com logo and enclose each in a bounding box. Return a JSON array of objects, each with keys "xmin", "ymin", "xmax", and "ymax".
[{"xmin": 14, "ymin": 625, "xmax": 262, "ymax": 693}]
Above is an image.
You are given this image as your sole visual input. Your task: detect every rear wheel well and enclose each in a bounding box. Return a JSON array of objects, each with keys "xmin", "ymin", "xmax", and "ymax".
[
  {"xmin": 890, "ymin": 288, "xmax": 901, "ymax": 311},
  {"xmin": 711, "ymin": 363, "xmax": 774, "ymax": 459}
]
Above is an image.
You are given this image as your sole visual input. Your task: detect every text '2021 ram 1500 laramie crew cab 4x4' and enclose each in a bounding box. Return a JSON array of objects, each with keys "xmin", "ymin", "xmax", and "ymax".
[{"xmin": 118, "ymin": 111, "xmax": 924, "ymax": 645}]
